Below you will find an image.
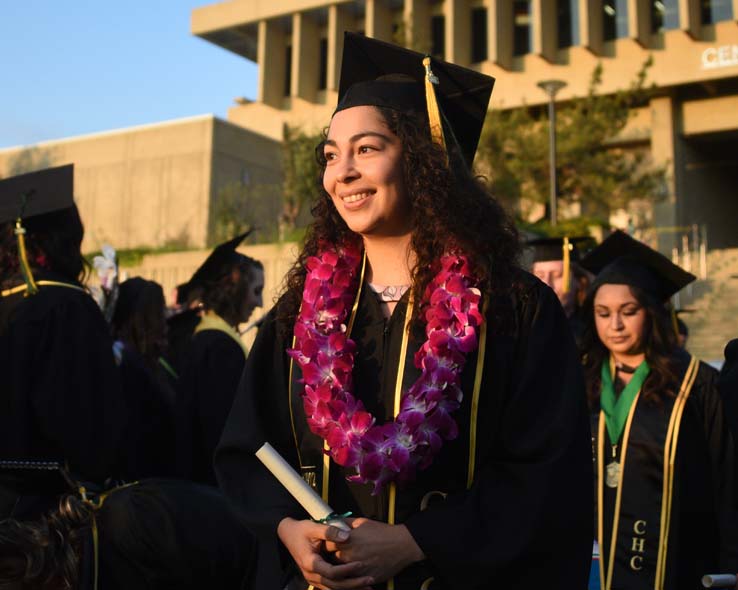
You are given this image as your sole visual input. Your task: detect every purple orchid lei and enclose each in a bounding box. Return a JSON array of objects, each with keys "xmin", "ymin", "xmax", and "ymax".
[{"xmin": 288, "ymin": 241, "xmax": 484, "ymax": 494}]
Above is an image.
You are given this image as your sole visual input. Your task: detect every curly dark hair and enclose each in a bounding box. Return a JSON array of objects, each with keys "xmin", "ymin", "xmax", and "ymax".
[
  {"xmin": 0, "ymin": 204, "xmax": 88, "ymax": 289},
  {"xmin": 0, "ymin": 495, "xmax": 91, "ymax": 590},
  {"xmin": 202, "ymin": 255, "xmax": 263, "ymax": 327},
  {"xmin": 580, "ymin": 283, "xmax": 681, "ymax": 408},
  {"xmin": 278, "ymin": 106, "xmax": 520, "ymax": 334}
]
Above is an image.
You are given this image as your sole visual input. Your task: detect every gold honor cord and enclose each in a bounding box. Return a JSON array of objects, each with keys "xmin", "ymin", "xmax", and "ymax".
[
  {"xmin": 386, "ymin": 295, "xmax": 415, "ymax": 590},
  {"xmin": 561, "ymin": 237, "xmax": 572, "ymax": 294},
  {"xmin": 467, "ymin": 300, "xmax": 488, "ymax": 489},
  {"xmin": 655, "ymin": 355, "xmax": 698, "ymax": 589},
  {"xmin": 600, "ymin": 392, "xmax": 640, "ymax": 590},
  {"xmin": 422, "ymin": 57, "xmax": 447, "ymax": 158},
  {"xmin": 1, "ymin": 280, "xmax": 87, "ymax": 298}
]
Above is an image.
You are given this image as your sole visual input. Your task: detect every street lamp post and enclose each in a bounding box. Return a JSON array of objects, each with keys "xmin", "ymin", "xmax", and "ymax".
[{"xmin": 537, "ymin": 79, "xmax": 567, "ymax": 227}]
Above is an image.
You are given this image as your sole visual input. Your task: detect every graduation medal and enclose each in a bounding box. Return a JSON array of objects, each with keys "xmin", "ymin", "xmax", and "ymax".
[
  {"xmin": 288, "ymin": 242, "xmax": 483, "ymax": 494},
  {"xmin": 606, "ymin": 460, "xmax": 620, "ymax": 488}
]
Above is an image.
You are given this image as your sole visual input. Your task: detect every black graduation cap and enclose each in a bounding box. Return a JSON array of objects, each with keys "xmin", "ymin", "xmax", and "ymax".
[
  {"xmin": 526, "ymin": 236, "xmax": 592, "ymax": 263},
  {"xmin": 0, "ymin": 164, "xmax": 75, "ymax": 224},
  {"xmin": 580, "ymin": 230, "xmax": 696, "ymax": 301},
  {"xmin": 180, "ymin": 230, "xmax": 253, "ymax": 295},
  {"xmin": 336, "ymin": 32, "xmax": 495, "ymax": 168}
]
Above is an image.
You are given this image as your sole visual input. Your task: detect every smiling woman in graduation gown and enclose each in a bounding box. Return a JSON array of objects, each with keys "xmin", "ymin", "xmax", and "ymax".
[
  {"xmin": 0, "ymin": 166, "xmax": 127, "ymax": 520},
  {"xmin": 215, "ymin": 33, "xmax": 593, "ymax": 590},
  {"xmin": 579, "ymin": 231, "xmax": 738, "ymax": 590}
]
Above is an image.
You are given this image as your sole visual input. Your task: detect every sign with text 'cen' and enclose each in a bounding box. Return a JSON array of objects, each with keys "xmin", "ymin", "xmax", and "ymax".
[{"xmin": 701, "ymin": 45, "xmax": 738, "ymax": 70}]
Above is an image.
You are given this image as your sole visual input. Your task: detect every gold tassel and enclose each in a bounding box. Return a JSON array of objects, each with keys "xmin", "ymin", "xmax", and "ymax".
[
  {"xmin": 422, "ymin": 57, "xmax": 447, "ymax": 154},
  {"xmin": 14, "ymin": 217, "xmax": 38, "ymax": 296},
  {"xmin": 562, "ymin": 236, "xmax": 571, "ymax": 294}
]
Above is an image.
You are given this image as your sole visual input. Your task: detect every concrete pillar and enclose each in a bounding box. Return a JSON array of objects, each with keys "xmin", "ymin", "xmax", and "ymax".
[
  {"xmin": 488, "ymin": 0, "xmax": 512, "ymax": 67},
  {"xmin": 258, "ymin": 19, "xmax": 287, "ymax": 108},
  {"xmin": 328, "ymin": 4, "xmax": 351, "ymax": 91},
  {"xmin": 292, "ymin": 12, "xmax": 319, "ymax": 102},
  {"xmin": 627, "ymin": 0, "xmax": 651, "ymax": 45},
  {"xmin": 366, "ymin": 0, "xmax": 393, "ymax": 42},
  {"xmin": 679, "ymin": 0, "xmax": 701, "ymax": 37},
  {"xmin": 579, "ymin": 0, "xmax": 603, "ymax": 53},
  {"xmin": 404, "ymin": 0, "xmax": 431, "ymax": 53},
  {"xmin": 446, "ymin": 0, "xmax": 470, "ymax": 64},
  {"xmin": 532, "ymin": 0, "xmax": 557, "ymax": 61},
  {"xmin": 650, "ymin": 96, "xmax": 679, "ymax": 252}
]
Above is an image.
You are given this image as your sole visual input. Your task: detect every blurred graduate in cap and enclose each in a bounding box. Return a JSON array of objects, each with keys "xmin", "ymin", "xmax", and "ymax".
[
  {"xmin": 578, "ymin": 230, "xmax": 738, "ymax": 590},
  {"xmin": 527, "ymin": 235, "xmax": 593, "ymax": 345},
  {"xmin": 0, "ymin": 165, "xmax": 127, "ymax": 520},
  {"xmin": 0, "ymin": 468, "xmax": 257, "ymax": 590},
  {"xmin": 215, "ymin": 32, "xmax": 592, "ymax": 590},
  {"xmin": 175, "ymin": 232, "xmax": 264, "ymax": 485}
]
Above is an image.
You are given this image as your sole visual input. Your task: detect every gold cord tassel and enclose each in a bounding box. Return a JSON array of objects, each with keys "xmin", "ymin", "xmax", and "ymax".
[
  {"xmin": 14, "ymin": 217, "xmax": 38, "ymax": 296},
  {"xmin": 422, "ymin": 57, "xmax": 446, "ymax": 154},
  {"xmin": 562, "ymin": 236, "xmax": 571, "ymax": 294}
]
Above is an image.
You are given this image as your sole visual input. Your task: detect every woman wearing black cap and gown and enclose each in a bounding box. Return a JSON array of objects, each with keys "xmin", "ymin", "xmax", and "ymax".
[
  {"xmin": 175, "ymin": 235, "xmax": 264, "ymax": 485},
  {"xmin": 579, "ymin": 230, "xmax": 738, "ymax": 590},
  {"xmin": 0, "ymin": 165, "xmax": 128, "ymax": 520},
  {"xmin": 215, "ymin": 33, "xmax": 593, "ymax": 590}
]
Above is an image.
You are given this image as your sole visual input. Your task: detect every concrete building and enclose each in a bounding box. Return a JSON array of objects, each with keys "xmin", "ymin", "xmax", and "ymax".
[
  {"xmin": 0, "ymin": 115, "xmax": 282, "ymax": 253},
  {"xmin": 192, "ymin": 0, "xmax": 738, "ymax": 249}
]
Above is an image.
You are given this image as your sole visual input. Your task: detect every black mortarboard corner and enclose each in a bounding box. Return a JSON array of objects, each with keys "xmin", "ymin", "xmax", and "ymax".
[
  {"xmin": 0, "ymin": 165, "xmax": 75, "ymax": 296},
  {"xmin": 580, "ymin": 230, "xmax": 696, "ymax": 302},
  {"xmin": 335, "ymin": 32, "xmax": 495, "ymax": 169},
  {"xmin": 180, "ymin": 230, "xmax": 253, "ymax": 297}
]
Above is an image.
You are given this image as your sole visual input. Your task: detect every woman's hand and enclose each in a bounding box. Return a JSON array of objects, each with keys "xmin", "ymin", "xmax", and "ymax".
[
  {"xmin": 325, "ymin": 518, "xmax": 426, "ymax": 583},
  {"xmin": 277, "ymin": 517, "xmax": 375, "ymax": 590}
]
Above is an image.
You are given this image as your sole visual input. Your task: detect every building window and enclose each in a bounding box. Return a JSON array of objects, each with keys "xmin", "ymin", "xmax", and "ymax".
[
  {"xmin": 513, "ymin": 1, "xmax": 532, "ymax": 56},
  {"xmin": 431, "ymin": 15, "xmax": 445, "ymax": 59},
  {"xmin": 603, "ymin": 0, "xmax": 629, "ymax": 40},
  {"xmin": 471, "ymin": 7, "xmax": 488, "ymax": 62},
  {"xmin": 318, "ymin": 38, "xmax": 328, "ymax": 91},
  {"xmin": 701, "ymin": 0, "xmax": 734, "ymax": 23},
  {"xmin": 284, "ymin": 45, "xmax": 292, "ymax": 97},
  {"xmin": 651, "ymin": 0, "xmax": 680, "ymax": 32},
  {"xmin": 557, "ymin": 0, "xmax": 580, "ymax": 48}
]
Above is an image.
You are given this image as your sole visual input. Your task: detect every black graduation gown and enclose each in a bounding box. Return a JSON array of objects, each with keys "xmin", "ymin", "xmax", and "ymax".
[
  {"xmin": 592, "ymin": 353, "xmax": 738, "ymax": 590},
  {"xmin": 719, "ymin": 338, "xmax": 738, "ymax": 443},
  {"xmin": 165, "ymin": 308, "xmax": 200, "ymax": 375},
  {"xmin": 83, "ymin": 479, "xmax": 256, "ymax": 590},
  {"xmin": 117, "ymin": 343, "xmax": 177, "ymax": 479},
  {"xmin": 176, "ymin": 324, "xmax": 247, "ymax": 485},
  {"xmin": 0, "ymin": 271, "xmax": 127, "ymax": 519},
  {"xmin": 216, "ymin": 271, "xmax": 594, "ymax": 590}
]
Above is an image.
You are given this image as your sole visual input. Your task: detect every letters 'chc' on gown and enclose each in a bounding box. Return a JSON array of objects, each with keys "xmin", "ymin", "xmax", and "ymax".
[
  {"xmin": 216, "ymin": 270, "xmax": 594, "ymax": 590},
  {"xmin": 592, "ymin": 351, "xmax": 738, "ymax": 590}
]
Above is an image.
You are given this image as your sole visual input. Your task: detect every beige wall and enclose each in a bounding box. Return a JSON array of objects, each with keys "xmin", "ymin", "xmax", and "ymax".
[{"xmin": 0, "ymin": 115, "xmax": 282, "ymax": 253}]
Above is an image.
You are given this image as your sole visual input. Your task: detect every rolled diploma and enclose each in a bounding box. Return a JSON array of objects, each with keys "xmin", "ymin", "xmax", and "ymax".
[
  {"xmin": 255, "ymin": 442, "xmax": 351, "ymax": 532},
  {"xmin": 702, "ymin": 574, "xmax": 738, "ymax": 588}
]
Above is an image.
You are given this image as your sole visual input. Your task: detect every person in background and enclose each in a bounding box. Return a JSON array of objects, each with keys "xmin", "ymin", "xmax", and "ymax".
[
  {"xmin": 215, "ymin": 33, "xmax": 592, "ymax": 590},
  {"xmin": 579, "ymin": 230, "xmax": 738, "ymax": 590},
  {"xmin": 719, "ymin": 338, "xmax": 738, "ymax": 442},
  {"xmin": 111, "ymin": 277, "xmax": 177, "ymax": 479},
  {"xmin": 0, "ymin": 165, "xmax": 127, "ymax": 521},
  {"xmin": 176, "ymin": 235, "xmax": 264, "ymax": 485},
  {"xmin": 676, "ymin": 316, "xmax": 689, "ymax": 349},
  {"xmin": 0, "ymin": 471, "xmax": 256, "ymax": 590},
  {"xmin": 527, "ymin": 236, "xmax": 592, "ymax": 346}
]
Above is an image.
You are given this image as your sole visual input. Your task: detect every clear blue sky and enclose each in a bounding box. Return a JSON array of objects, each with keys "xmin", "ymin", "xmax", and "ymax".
[{"xmin": 1, "ymin": 1, "xmax": 259, "ymax": 149}]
